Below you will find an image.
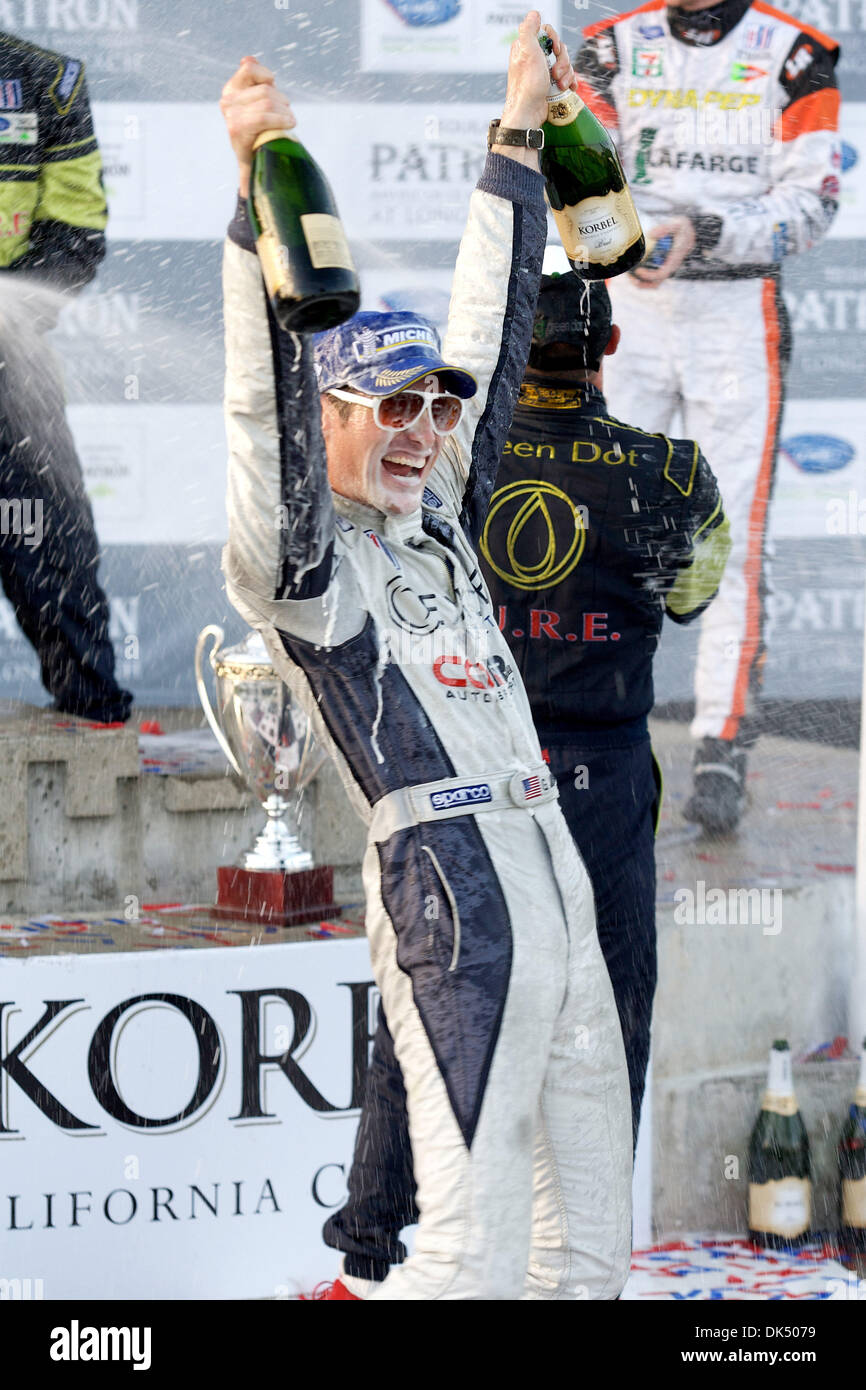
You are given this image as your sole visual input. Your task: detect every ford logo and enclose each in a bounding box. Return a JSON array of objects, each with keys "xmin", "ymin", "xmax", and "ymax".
[
  {"xmin": 841, "ymin": 141, "xmax": 858, "ymax": 173},
  {"xmin": 781, "ymin": 434, "xmax": 855, "ymax": 474},
  {"xmin": 638, "ymin": 24, "xmax": 664, "ymax": 38}
]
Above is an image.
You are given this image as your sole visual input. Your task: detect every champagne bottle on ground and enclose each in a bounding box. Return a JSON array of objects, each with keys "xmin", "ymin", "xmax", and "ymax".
[
  {"xmin": 839, "ymin": 1036, "xmax": 866, "ymax": 1255},
  {"xmin": 248, "ymin": 129, "xmax": 360, "ymax": 333},
  {"xmin": 748, "ymin": 1040, "xmax": 812, "ymax": 1249},
  {"xmin": 537, "ymin": 33, "xmax": 644, "ymax": 280}
]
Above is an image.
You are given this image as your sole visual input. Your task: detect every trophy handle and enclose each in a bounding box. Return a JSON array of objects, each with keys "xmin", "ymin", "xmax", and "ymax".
[{"xmin": 194, "ymin": 624, "xmax": 246, "ymax": 781}]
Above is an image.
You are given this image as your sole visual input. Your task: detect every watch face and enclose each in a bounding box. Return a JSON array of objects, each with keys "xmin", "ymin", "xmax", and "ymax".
[{"xmin": 528, "ymin": 130, "xmax": 544, "ymax": 149}]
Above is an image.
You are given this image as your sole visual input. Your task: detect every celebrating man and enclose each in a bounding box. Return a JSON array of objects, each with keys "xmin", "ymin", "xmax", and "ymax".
[
  {"xmin": 219, "ymin": 14, "xmax": 632, "ymax": 1301},
  {"xmin": 320, "ymin": 273, "xmax": 730, "ymax": 1299},
  {"xmin": 576, "ymin": 0, "xmax": 841, "ymax": 831}
]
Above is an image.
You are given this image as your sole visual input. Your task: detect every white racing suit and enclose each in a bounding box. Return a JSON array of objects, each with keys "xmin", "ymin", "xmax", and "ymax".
[
  {"xmin": 577, "ymin": 0, "xmax": 841, "ymax": 741},
  {"xmin": 221, "ymin": 153, "xmax": 633, "ymax": 1301}
]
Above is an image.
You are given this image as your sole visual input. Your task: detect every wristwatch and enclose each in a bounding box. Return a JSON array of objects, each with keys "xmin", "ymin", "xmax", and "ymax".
[{"xmin": 487, "ymin": 119, "xmax": 545, "ymax": 151}]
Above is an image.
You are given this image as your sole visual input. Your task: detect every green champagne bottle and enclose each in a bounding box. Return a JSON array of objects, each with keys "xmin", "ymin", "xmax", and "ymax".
[
  {"xmin": 538, "ymin": 34, "xmax": 644, "ymax": 280},
  {"xmin": 248, "ymin": 128, "xmax": 360, "ymax": 334},
  {"xmin": 839, "ymin": 1037, "xmax": 866, "ymax": 1255},
  {"xmin": 748, "ymin": 1040, "xmax": 812, "ymax": 1250}
]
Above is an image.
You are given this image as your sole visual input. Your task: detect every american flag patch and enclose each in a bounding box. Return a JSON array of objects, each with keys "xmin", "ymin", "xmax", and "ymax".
[
  {"xmin": 522, "ymin": 775, "xmax": 543, "ymax": 800},
  {"xmin": 742, "ymin": 24, "xmax": 774, "ymax": 50},
  {"xmin": 0, "ymin": 81, "xmax": 22, "ymax": 110}
]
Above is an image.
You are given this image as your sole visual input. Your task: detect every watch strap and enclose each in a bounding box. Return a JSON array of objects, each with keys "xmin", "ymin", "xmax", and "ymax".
[{"xmin": 487, "ymin": 119, "xmax": 544, "ymax": 151}]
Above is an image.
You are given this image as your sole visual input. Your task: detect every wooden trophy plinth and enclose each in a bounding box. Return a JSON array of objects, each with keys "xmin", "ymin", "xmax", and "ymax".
[{"xmin": 213, "ymin": 864, "xmax": 341, "ymax": 927}]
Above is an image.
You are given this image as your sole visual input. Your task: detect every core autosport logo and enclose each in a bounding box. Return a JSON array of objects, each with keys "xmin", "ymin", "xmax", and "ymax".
[
  {"xmin": 432, "ymin": 652, "xmax": 514, "ymax": 700},
  {"xmin": 480, "ymin": 480, "xmax": 585, "ymax": 593}
]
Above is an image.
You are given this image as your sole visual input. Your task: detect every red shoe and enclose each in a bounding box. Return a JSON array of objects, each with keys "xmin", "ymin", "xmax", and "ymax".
[{"xmin": 301, "ymin": 1278, "xmax": 361, "ymax": 1301}]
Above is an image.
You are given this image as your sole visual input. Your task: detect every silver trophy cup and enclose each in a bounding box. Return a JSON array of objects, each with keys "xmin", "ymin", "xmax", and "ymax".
[{"xmin": 194, "ymin": 625, "xmax": 326, "ymax": 872}]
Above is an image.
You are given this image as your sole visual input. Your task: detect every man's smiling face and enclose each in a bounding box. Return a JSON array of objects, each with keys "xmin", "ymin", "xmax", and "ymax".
[{"xmin": 321, "ymin": 373, "xmax": 444, "ymax": 517}]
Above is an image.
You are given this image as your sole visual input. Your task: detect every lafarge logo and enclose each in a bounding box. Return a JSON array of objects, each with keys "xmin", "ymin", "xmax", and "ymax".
[{"xmin": 3, "ymin": 0, "xmax": 138, "ymax": 28}]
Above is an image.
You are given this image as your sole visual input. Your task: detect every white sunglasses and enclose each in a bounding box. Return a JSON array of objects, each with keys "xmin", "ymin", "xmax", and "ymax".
[{"xmin": 328, "ymin": 386, "xmax": 464, "ymax": 436}]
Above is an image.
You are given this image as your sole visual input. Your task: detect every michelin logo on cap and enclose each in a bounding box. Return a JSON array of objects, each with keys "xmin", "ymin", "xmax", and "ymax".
[
  {"xmin": 353, "ymin": 323, "xmax": 438, "ymax": 362},
  {"xmin": 430, "ymin": 783, "xmax": 492, "ymax": 812}
]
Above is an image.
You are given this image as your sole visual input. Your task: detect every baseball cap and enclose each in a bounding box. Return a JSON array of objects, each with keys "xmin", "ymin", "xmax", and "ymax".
[
  {"xmin": 314, "ymin": 310, "xmax": 477, "ymax": 399},
  {"xmin": 531, "ymin": 273, "xmax": 613, "ymax": 372}
]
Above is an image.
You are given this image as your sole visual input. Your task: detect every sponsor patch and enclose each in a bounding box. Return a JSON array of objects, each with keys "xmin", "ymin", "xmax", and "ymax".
[
  {"xmin": 0, "ymin": 112, "xmax": 36, "ymax": 145},
  {"xmin": 637, "ymin": 24, "xmax": 664, "ymax": 39},
  {"xmin": 785, "ymin": 44, "xmax": 814, "ymax": 82},
  {"xmin": 596, "ymin": 32, "xmax": 618, "ymax": 68},
  {"xmin": 820, "ymin": 174, "xmax": 840, "ymax": 199},
  {"xmin": 771, "ymin": 221, "xmax": 791, "ymax": 259},
  {"xmin": 334, "ymin": 515, "xmax": 355, "ymax": 533},
  {"xmin": 352, "ymin": 323, "xmax": 438, "ymax": 362},
  {"xmin": 430, "ymin": 783, "xmax": 492, "ymax": 812},
  {"xmin": 632, "ymin": 48, "xmax": 663, "ymax": 78},
  {"xmin": 730, "ymin": 61, "xmax": 767, "ymax": 81},
  {"xmin": 422, "ymin": 486, "xmax": 443, "ymax": 509},
  {"xmin": 0, "ymin": 80, "xmax": 22, "ymax": 110},
  {"xmin": 781, "ymin": 435, "xmax": 854, "ymax": 474},
  {"xmin": 51, "ymin": 58, "xmax": 82, "ymax": 113}
]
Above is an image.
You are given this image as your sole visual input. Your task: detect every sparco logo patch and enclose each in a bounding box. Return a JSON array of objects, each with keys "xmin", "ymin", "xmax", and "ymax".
[{"xmin": 430, "ymin": 784, "xmax": 492, "ymax": 811}]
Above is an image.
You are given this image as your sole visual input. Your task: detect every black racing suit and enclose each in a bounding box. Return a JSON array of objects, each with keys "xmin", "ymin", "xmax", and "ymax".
[
  {"xmin": 324, "ymin": 378, "xmax": 730, "ymax": 1284},
  {"xmin": 0, "ymin": 32, "xmax": 131, "ymax": 721}
]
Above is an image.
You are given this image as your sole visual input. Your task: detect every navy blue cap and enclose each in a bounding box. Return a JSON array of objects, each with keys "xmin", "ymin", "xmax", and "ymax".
[{"xmin": 314, "ymin": 310, "xmax": 477, "ymax": 399}]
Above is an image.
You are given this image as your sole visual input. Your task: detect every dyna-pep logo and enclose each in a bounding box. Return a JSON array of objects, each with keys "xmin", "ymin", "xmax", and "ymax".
[
  {"xmin": 781, "ymin": 434, "xmax": 855, "ymax": 474},
  {"xmin": 430, "ymin": 784, "xmax": 492, "ymax": 812}
]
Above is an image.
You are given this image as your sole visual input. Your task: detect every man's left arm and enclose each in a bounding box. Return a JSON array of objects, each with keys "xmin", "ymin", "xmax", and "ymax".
[
  {"xmin": 696, "ymin": 33, "xmax": 841, "ymax": 268},
  {"xmin": 661, "ymin": 444, "xmax": 732, "ymax": 625},
  {"xmin": 3, "ymin": 59, "xmax": 107, "ymax": 292},
  {"xmin": 431, "ymin": 11, "xmax": 575, "ymax": 541},
  {"xmin": 434, "ymin": 152, "xmax": 548, "ymax": 540}
]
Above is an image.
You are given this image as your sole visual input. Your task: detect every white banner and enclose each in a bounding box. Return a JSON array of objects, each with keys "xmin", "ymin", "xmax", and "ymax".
[
  {"xmin": 360, "ymin": 0, "xmax": 562, "ymax": 73},
  {"xmin": 828, "ymin": 101, "xmax": 865, "ymax": 243},
  {"xmin": 69, "ymin": 404, "xmax": 228, "ymax": 545},
  {"xmin": 770, "ymin": 398, "xmax": 864, "ymax": 540},
  {"xmin": 0, "ymin": 940, "xmax": 375, "ymax": 1300}
]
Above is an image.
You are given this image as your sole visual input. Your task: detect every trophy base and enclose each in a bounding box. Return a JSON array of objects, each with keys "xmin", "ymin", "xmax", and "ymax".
[{"xmin": 214, "ymin": 864, "xmax": 341, "ymax": 927}]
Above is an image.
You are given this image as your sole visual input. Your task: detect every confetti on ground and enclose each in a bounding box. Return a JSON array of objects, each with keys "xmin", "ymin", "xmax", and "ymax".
[{"xmin": 621, "ymin": 1236, "xmax": 861, "ymax": 1300}]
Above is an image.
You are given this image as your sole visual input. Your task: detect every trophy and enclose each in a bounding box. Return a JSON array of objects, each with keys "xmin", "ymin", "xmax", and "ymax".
[{"xmin": 195, "ymin": 624, "xmax": 340, "ymax": 924}]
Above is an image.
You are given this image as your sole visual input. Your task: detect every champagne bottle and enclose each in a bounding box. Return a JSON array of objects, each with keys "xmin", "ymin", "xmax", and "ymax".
[
  {"xmin": 839, "ymin": 1037, "xmax": 866, "ymax": 1254},
  {"xmin": 248, "ymin": 129, "xmax": 360, "ymax": 334},
  {"xmin": 748, "ymin": 1040, "xmax": 812, "ymax": 1249},
  {"xmin": 537, "ymin": 33, "xmax": 644, "ymax": 280}
]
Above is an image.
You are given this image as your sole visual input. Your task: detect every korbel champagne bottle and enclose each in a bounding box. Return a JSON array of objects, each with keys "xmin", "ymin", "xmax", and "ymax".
[
  {"xmin": 748, "ymin": 1040, "xmax": 812, "ymax": 1249},
  {"xmin": 838, "ymin": 1037, "xmax": 866, "ymax": 1254},
  {"xmin": 248, "ymin": 129, "xmax": 360, "ymax": 333},
  {"xmin": 538, "ymin": 33, "xmax": 644, "ymax": 279}
]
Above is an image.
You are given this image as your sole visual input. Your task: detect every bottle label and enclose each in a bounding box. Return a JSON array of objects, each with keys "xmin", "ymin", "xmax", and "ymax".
[
  {"xmin": 300, "ymin": 213, "xmax": 355, "ymax": 272},
  {"xmin": 546, "ymin": 90, "xmax": 585, "ymax": 125},
  {"xmin": 255, "ymin": 232, "xmax": 292, "ymax": 302},
  {"xmin": 552, "ymin": 190, "xmax": 643, "ymax": 268},
  {"xmin": 761, "ymin": 1092, "xmax": 798, "ymax": 1117},
  {"xmin": 842, "ymin": 1176, "xmax": 866, "ymax": 1228},
  {"xmin": 749, "ymin": 1178, "xmax": 811, "ymax": 1238}
]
